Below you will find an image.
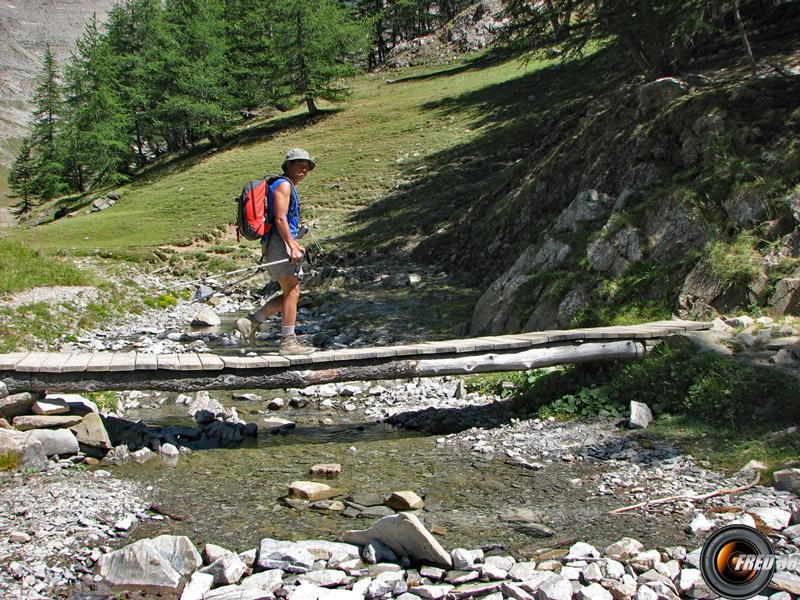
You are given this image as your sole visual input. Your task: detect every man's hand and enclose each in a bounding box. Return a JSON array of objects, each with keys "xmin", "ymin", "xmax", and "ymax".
[{"xmin": 290, "ymin": 244, "xmax": 305, "ymax": 264}]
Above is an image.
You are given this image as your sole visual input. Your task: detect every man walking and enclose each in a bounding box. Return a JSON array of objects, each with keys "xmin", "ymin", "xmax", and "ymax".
[{"xmin": 235, "ymin": 148, "xmax": 317, "ymax": 355}]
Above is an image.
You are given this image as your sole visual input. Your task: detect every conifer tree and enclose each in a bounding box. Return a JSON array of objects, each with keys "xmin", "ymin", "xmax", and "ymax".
[
  {"xmin": 28, "ymin": 46, "xmax": 67, "ymax": 201},
  {"xmin": 271, "ymin": 0, "xmax": 371, "ymax": 116},
  {"xmin": 62, "ymin": 14, "xmax": 132, "ymax": 190},
  {"xmin": 8, "ymin": 138, "xmax": 36, "ymax": 216}
]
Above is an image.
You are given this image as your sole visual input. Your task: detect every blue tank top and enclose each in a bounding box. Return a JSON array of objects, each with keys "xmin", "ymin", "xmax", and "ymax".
[{"xmin": 266, "ymin": 176, "xmax": 300, "ymax": 241}]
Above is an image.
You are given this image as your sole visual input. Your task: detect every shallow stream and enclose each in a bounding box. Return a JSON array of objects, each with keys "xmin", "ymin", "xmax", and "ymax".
[{"xmin": 114, "ymin": 392, "xmax": 701, "ymax": 558}]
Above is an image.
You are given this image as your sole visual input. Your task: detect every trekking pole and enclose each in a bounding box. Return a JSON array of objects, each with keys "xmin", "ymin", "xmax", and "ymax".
[{"xmin": 157, "ymin": 225, "xmax": 312, "ymax": 292}]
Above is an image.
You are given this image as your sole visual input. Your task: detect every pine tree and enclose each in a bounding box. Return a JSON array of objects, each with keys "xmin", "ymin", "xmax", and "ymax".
[
  {"xmin": 28, "ymin": 46, "xmax": 67, "ymax": 201},
  {"xmin": 271, "ymin": 0, "xmax": 371, "ymax": 116},
  {"xmin": 157, "ymin": 0, "xmax": 234, "ymax": 148},
  {"xmin": 62, "ymin": 14, "xmax": 132, "ymax": 190},
  {"xmin": 8, "ymin": 138, "xmax": 36, "ymax": 216}
]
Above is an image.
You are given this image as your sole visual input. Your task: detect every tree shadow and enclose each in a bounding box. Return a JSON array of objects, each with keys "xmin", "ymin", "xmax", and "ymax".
[
  {"xmin": 333, "ymin": 46, "xmax": 635, "ymax": 285},
  {"xmin": 385, "ymin": 47, "xmax": 522, "ymax": 84}
]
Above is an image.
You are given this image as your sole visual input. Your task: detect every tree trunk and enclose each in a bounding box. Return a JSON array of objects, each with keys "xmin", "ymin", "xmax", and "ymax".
[
  {"xmin": 733, "ymin": 0, "xmax": 757, "ymax": 77},
  {"xmin": 306, "ymin": 97, "xmax": 318, "ymax": 116}
]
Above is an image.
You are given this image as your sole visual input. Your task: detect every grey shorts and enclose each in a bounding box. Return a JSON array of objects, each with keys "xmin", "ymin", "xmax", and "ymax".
[{"xmin": 262, "ymin": 234, "xmax": 303, "ymax": 280}]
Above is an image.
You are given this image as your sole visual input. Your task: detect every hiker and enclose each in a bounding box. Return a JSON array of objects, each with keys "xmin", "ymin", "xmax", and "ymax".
[{"xmin": 235, "ymin": 148, "xmax": 317, "ymax": 355}]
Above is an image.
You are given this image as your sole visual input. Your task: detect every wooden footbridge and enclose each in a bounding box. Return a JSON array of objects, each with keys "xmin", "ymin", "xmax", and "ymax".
[{"xmin": 0, "ymin": 320, "xmax": 710, "ymax": 394}]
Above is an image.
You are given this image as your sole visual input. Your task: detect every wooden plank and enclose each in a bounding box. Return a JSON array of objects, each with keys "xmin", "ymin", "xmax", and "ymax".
[
  {"xmin": 177, "ymin": 353, "xmax": 204, "ymax": 371},
  {"xmin": 86, "ymin": 353, "xmax": 115, "ymax": 372},
  {"xmin": 62, "ymin": 353, "xmax": 93, "ymax": 373},
  {"xmin": 110, "ymin": 352, "xmax": 138, "ymax": 372},
  {"xmin": 220, "ymin": 355, "xmax": 271, "ymax": 369},
  {"xmin": 454, "ymin": 337, "xmax": 505, "ymax": 353},
  {"xmin": 420, "ymin": 340, "xmax": 461, "ymax": 354},
  {"xmin": 17, "ymin": 352, "xmax": 56, "ymax": 373},
  {"xmin": 0, "ymin": 352, "xmax": 30, "ymax": 370},
  {"xmin": 157, "ymin": 354, "xmax": 181, "ymax": 370},
  {"xmin": 331, "ymin": 347, "xmax": 380, "ymax": 361},
  {"xmin": 389, "ymin": 344, "xmax": 430, "ymax": 358},
  {"xmin": 197, "ymin": 354, "xmax": 225, "ymax": 370},
  {"xmin": 135, "ymin": 353, "xmax": 159, "ymax": 371},
  {"xmin": 543, "ymin": 330, "xmax": 587, "ymax": 342},
  {"xmin": 309, "ymin": 350, "xmax": 343, "ymax": 364},
  {"xmin": 285, "ymin": 354, "xmax": 315, "ymax": 366},
  {"xmin": 261, "ymin": 354, "xmax": 291, "ymax": 368},
  {"xmin": 39, "ymin": 353, "xmax": 72, "ymax": 374},
  {"xmin": 480, "ymin": 336, "xmax": 536, "ymax": 350}
]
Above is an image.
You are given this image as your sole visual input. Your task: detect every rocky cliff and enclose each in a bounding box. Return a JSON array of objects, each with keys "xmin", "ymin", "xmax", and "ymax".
[{"xmin": 0, "ymin": 0, "xmax": 113, "ymax": 177}]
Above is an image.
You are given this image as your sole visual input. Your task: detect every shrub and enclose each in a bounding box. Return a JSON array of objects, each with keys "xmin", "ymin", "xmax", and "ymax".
[{"xmin": 707, "ymin": 232, "xmax": 762, "ymax": 286}]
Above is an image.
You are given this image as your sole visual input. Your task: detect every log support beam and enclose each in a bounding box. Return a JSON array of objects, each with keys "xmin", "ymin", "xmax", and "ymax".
[{"xmin": 1, "ymin": 341, "xmax": 646, "ymax": 394}]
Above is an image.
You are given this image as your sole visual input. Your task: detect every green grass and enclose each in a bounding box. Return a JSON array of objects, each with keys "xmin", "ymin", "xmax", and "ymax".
[
  {"xmin": 0, "ymin": 452, "xmax": 20, "ymax": 471},
  {"xmin": 707, "ymin": 232, "xmax": 763, "ymax": 286},
  {"xmin": 86, "ymin": 391, "xmax": 119, "ymax": 412},
  {"xmin": 7, "ymin": 52, "xmax": 560, "ymax": 261},
  {"xmin": 0, "ymin": 238, "xmax": 90, "ymax": 294}
]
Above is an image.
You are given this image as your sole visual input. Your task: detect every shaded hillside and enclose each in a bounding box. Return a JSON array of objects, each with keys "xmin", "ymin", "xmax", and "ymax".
[{"xmin": 337, "ymin": 8, "xmax": 800, "ymax": 333}]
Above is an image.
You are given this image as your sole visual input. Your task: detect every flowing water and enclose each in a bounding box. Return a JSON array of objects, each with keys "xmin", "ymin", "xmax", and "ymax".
[{"xmin": 114, "ymin": 392, "xmax": 698, "ymax": 557}]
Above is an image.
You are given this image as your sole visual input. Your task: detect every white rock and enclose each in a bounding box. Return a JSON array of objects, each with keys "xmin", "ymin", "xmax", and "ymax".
[
  {"xmin": 205, "ymin": 585, "xmax": 274, "ymax": 600},
  {"xmin": 748, "ymin": 507, "xmax": 792, "ymax": 530},
  {"xmin": 481, "ymin": 564, "xmax": 509, "ymax": 580},
  {"xmin": 629, "ymin": 550, "xmax": 661, "ymax": 572},
  {"xmin": 192, "ymin": 308, "xmax": 221, "ymax": 326},
  {"xmin": 725, "ymin": 315, "xmax": 754, "ymax": 328},
  {"xmin": 199, "ymin": 553, "xmax": 247, "ymax": 585},
  {"xmin": 509, "ymin": 561, "xmax": 539, "ymax": 582},
  {"xmin": 256, "ymin": 538, "xmax": 316, "ymax": 573},
  {"xmin": 577, "ymin": 583, "xmax": 613, "ymax": 600},
  {"xmin": 560, "ymin": 566, "xmax": 581, "ymax": 581},
  {"xmin": 114, "ymin": 515, "xmax": 135, "ymax": 531},
  {"xmin": 131, "ymin": 447, "xmax": 154, "ymax": 463},
  {"xmin": 583, "ymin": 562, "xmax": 604, "ymax": 583},
  {"xmin": 180, "ymin": 572, "xmax": 214, "ymax": 600},
  {"xmin": 160, "ymin": 443, "xmax": 179, "ymax": 458},
  {"xmin": 634, "ymin": 586, "xmax": 658, "ymax": 600},
  {"xmin": 298, "ymin": 569, "xmax": 348, "ymax": 588},
  {"xmin": 409, "ymin": 584, "xmax": 453, "ymax": 600},
  {"xmin": 566, "ymin": 542, "xmax": 601, "ymax": 560},
  {"xmin": 687, "ymin": 513, "xmax": 715, "ymax": 534},
  {"xmin": 629, "ymin": 401, "xmax": 653, "ymax": 429},
  {"xmin": 451, "ymin": 548, "xmax": 483, "ymax": 569},
  {"xmin": 203, "ymin": 543, "xmax": 232, "ymax": 565},
  {"xmin": 32, "ymin": 400, "xmax": 70, "ymax": 415},
  {"xmin": 537, "ymin": 575, "xmax": 573, "ymax": 600},
  {"xmin": 604, "ymin": 538, "xmax": 644, "ymax": 561},
  {"xmin": 678, "ymin": 569, "xmax": 703, "ymax": 594},
  {"xmin": 603, "ymin": 559, "xmax": 626, "ymax": 580},
  {"xmin": 241, "ymin": 569, "xmax": 284, "ymax": 592},
  {"xmin": 485, "ymin": 556, "xmax": 516, "ymax": 571}
]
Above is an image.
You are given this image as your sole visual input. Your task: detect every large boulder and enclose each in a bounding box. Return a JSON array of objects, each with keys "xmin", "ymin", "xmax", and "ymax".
[
  {"xmin": 645, "ymin": 192, "xmax": 708, "ymax": 263},
  {"xmin": 255, "ymin": 538, "xmax": 316, "ymax": 573},
  {"xmin": 553, "ymin": 190, "xmax": 615, "ymax": 234},
  {"xmin": 637, "ymin": 77, "xmax": 689, "ymax": 113},
  {"xmin": 470, "ymin": 236, "xmax": 571, "ymax": 334},
  {"xmin": 29, "ymin": 429, "xmax": 80, "ymax": 457},
  {"xmin": 586, "ymin": 219, "xmax": 642, "ymax": 276},
  {"xmin": 289, "ymin": 481, "xmax": 341, "ymax": 502},
  {"xmin": 768, "ymin": 266, "xmax": 800, "ymax": 316},
  {"xmin": 13, "ymin": 414, "xmax": 84, "ymax": 431},
  {"xmin": 0, "ymin": 429, "xmax": 48, "ymax": 471},
  {"xmin": 192, "ymin": 308, "xmax": 221, "ymax": 327},
  {"xmin": 342, "ymin": 512, "xmax": 452, "ymax": 568},
  {"xmin": 70, "ymin": 413, "xmax": 112, "ymax": 457},
  {"xmin": 96, "ymin": 536, "xmax": 201, "ymax": 594},
  {"xmin": 44, "ymin": 393, "xmax": 98, "ymax": 415},
  {"xmin": 0, "ymin": 392, "xmax": 40, "ymax": 419}
]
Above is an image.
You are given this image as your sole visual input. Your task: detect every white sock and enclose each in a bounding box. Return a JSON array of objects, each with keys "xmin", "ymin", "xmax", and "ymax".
[{"xmin": 282, "ymin": 325, "xmax": 295, "ymax": 337}]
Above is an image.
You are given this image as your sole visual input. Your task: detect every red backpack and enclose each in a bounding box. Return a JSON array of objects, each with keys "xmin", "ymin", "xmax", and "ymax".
[{"xmin": 235, "ymin": 176, "xmax": 280, "ymax": 241}]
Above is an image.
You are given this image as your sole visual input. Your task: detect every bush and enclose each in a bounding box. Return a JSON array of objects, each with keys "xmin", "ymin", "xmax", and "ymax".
[{"xmin": 707, "ymin": 232, "xmax": 762, "ymax": 286}]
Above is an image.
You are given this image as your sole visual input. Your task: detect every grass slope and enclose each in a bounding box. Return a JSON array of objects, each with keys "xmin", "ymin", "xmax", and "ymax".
[{"xmin": 7, "ymin": 54, "xmax": 557, "ymax": 260}]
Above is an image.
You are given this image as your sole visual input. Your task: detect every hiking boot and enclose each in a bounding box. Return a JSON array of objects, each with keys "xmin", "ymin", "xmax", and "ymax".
[
  {"xmin": 279, "ymin": 334, "xmax": 317, "ymax": 355},
  {"xmin": 235, "ymin": 317, "xmax": 258, "ymax": 345}
]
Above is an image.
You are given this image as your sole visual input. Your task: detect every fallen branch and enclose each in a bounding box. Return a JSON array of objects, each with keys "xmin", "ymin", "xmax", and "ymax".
[{"xmin": 609, "ymin": 473, "xmax": 760, "ymax": 514}]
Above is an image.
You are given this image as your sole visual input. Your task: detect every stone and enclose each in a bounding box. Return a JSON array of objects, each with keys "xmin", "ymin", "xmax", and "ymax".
[
  {"xmin": 297, "ymin": 540, "xmax": 360, "ymax": 565},
  {"xmin": 409, "ymin": 584, "xmax": 453, "ymax": 600},
  {"xmin": 509, "ymin": 562, "xmax": 539, "ymax": 581},
  {"xmin": 740, "ymin": 460, "xmax": 769, "ymax": 475},
  {"xmin": 289, "ymin": 481, "xmax": 341, "ymax": 501},
  {"xmin": 13, "ymin": 414, "xmax": 83, "ymax": 431},
  {"xmin": 770, "ymin": 572, "xmax": 800, "ymax": 594},
  {"xmin": 298, "ymin": 569, "xmax": 348, "ymax": 588},
  {"xmin": 560, "ymin": 566, "xmax": 581, "ymax": 581},
  {"xmin": 553, "ymin": 190, "xmax": 615, "ymax": 234},
  {"xmin": 451, "ymin": 548, "xmax": 483, "ymax": 570},
  {"xmin": 602, "ymin": 581, "xmax": 637, "ymax": 600},
  {"xmin": 359, "ymin": 505, "xmax": 395, "ymax": 518},
  {"xmin": 342, "ymin": 513, "xmax": 452, "ymax": 567},
  {"xmin": 677, "ymin": 569, "xmax": 703, "ymax": 595},
  {"xmin": 449, "ymin": 582, "xmax": 503, "ymax": 598},
  {"xmin": 725, "ymin": 315, "xmax": 754, "ymax": 328},
  {"xmin": 749, "ymin": 507, "xmax": 792, "ymax": 530},
  {"xmin": 566, "ymin": 542, "xmax": 600, "ymax": 560},
  {"xmin": 31, "ymin": 400, "xmax": 70, "ymax": 415},
  {"xmin": 256, "ymin": 538, "xmax": 316, "ymax": 573},
  {"xmin": 363, "ymin": 539, "xmax": 397, "ymax": 563},
  {"xmin": 0, "ymin": 392, "xmax": 39, "ymax": 419},
  {"xmin": 583, "ymin": 562, "xmax": 604, "ymax": 583},
  {"xmin": 420, "ymin": 566, "xmax": 446, "ymax": 581},
  {"xmin": 537, "ymin": 575, "xmax": 573, "ymax": 600},
  {"xmin": 502, "ymin": 582, "xmax": 536, "ymax": 600},
  {"xmin": 69, "ymin": 413, "xmax": 112, "ymax": 456},
  {"xmin": 203, "ymin": 543, "xmax": 233, "ymax": 565},
  {"xmin": 241, "ymin": 569, "xmax": 284, "ymax": 592},
  {"xmin": 46, "ymin": 392, "xmax": 99, "ymax": 414},
  {"xmin": 131, "ymin": 447, "xmax": 155, "ymax": 463},
  {"xmin": 386, "ymin": 491, "xmax": 424, "ymax": 511},
  {"xmin": 180, "ymin": 572, "xmax": 214, "ymax": 600},
  {"xmin": 629, "ymin": 402, "xmax": 653, "ymax": 429},
  {"xmin": 629, "ymin": 550, "xmax": 661, "ymax": 573},
  {"xmin": 205, "ymin": 585, "xmax": 274, "ymax": 600},
  {"xmin": 0, "ymin": 382, "xmax": 6, "ymax": 399},
  {"xmin": 367, "ymin": 578, "xmax": 394, "ymax": 597},
  {"xmin": 578, "ymin": 583, "xmax": 613, "ymax": 600},
  {"xmin": 114, "ymin": 515, "xmax": 135, "ymax": 531},
  {"xmin": 603, "ymin": 559, "xmax": 626, "ymax": 580},
  {"xmin": 10, "ymin": 530, "xmax": 31, "ymax": 543},
  {"xmin": 310, "ymin": 464, "xmax": 341, "ymax": 478},
  {"xmin": 687, "ymin": 513, "xmax": 715, "ymax": 535},
  {"xmin": 637, "ymin": 77, "xmax": 689, "ymax": 112},
  {"xmin": 0, "ymin": 429, "xmax": 48, "ymax": 470},
  {"xmin": 29, "ymin": 429, "xmax": 79, "ymax": 457},
  {"xmin": 485, "ymin": 555, "xmax": 516, "ymax": 571},
  {"xmin": 481, "ymin": 564, "xmax": 509, "ymax": 580},
  {"xmin": 192, "ymin": 308, "xmax": 221, "ymax": 327},
  {"xmin": 97, "ymin": 539, "xmax": 185, "ymax": 594},
  {"xmin": 604, "ymin": 539, "xmax": 644, "ymax": 561},
  {"xmin": 199, "ymin": 553, "xmax": 247, "ymax": 586},
  {"xmin": 773, "ymin": 469, "xmax": 800, "ymax": 495},
  {"xmin": 446, "ymin": 570, "xmax": 480, "ymax": 584},
  {"xmin": 151, "ymin": 535, "xmax": 203, "ymax": 576},
  {"xmin": 268, "ymin": 398, "xmax": 285, "ymax": 410},
  {"xmin": 161, "ymin": 443, "xmax": 180, "ymax": 458}
]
